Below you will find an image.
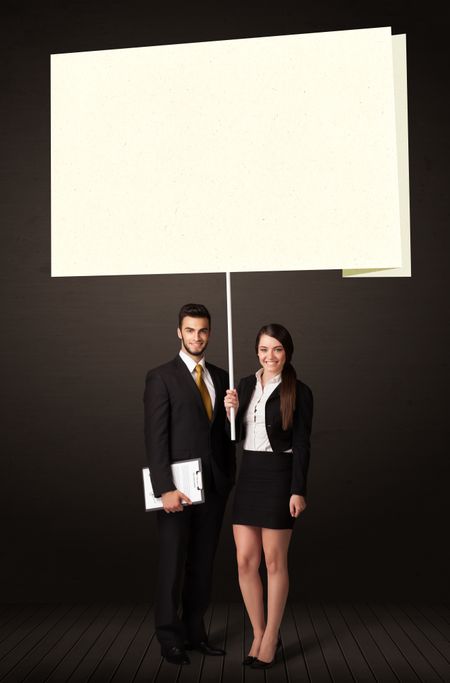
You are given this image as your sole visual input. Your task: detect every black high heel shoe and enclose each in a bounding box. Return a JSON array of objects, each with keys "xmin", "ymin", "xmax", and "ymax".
[
  {"xmin": 250, "ymin": 636, "xmax": 282, "ymax": 670},
  {"xmin": 243, "ymin": 633, "xmax": 276, "ymax": 666}
]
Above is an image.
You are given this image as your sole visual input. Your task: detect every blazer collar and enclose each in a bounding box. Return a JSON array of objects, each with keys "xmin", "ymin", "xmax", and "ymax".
[{"xmin": 240, "ymin": 374, "xmax": 281, "ymax": 411}]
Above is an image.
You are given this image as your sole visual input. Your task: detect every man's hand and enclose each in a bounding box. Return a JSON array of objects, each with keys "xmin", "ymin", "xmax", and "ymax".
[
  {"xmin": 161, "ymin": 489, "xmax": 192, "ymax": 513},
  {"xmin": 290, "ymin": 494, "xmax": 307, "ymax": 518}
]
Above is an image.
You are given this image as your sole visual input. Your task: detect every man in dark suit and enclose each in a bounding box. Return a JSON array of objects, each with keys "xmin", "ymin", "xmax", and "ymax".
[{"xmin": 144, "ymin": 303, "xmax": 235, "ymax": 665}]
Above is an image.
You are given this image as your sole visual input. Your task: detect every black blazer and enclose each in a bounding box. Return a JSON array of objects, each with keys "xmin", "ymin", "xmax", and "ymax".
[
  {"xmin": 144, "ymin": 355, "xmax": 236, "ymax": 497},
  {"xmin": 235, "ymin": 374, "xmax": 313, "ymax": 496}
]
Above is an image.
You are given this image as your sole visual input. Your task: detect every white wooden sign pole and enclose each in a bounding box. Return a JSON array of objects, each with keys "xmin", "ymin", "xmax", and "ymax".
[{"xmin": 225, "ymin": 271, "xmax": 236, "ymax": 440}]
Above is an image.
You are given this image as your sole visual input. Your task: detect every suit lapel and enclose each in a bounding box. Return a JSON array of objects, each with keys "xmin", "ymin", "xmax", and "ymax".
[
  {"xmin": 206, "ymin": 362, "xmax": 221, "ymax": 423},
  {"xmin": 174, "ymin": 355, "xmax": 208, "ymax": 416},
  {"xmin": 266, "ymin": 383, "xmax": 281, "ymax": 403},
  {"xmin": 239, "ymin": 376, "xmax": 257, "ymax": 414}
]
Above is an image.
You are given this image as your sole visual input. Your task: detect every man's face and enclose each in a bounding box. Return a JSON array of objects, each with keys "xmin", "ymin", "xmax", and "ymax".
[{"xmin": 177, "ymin": 316, "xmax": 210, "ymax": 359}]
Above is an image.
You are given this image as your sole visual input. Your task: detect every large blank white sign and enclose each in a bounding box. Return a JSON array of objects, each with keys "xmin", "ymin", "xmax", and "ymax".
[{"xmin": 51, "ymin": 27, "xmax": 407, "ymax": 277}]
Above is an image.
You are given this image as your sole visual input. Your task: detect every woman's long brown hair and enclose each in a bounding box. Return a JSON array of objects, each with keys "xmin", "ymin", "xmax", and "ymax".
[{"xmin": 255, "ymin": 323, "xmax": 297, "ymax": 430}]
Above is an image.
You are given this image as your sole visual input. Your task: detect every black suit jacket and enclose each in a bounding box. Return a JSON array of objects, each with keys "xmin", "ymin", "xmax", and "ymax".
[
  {"xmin": 235, "ymin": 374, "xmax": 313, "ymax": 496},
  {"xmin": 144, "ymin": 355, "xmax": 236, "ymax": 497}
]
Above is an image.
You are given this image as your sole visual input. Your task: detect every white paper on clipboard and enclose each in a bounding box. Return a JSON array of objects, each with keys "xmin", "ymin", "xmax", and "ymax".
[{"xmin": 142, "ymin": 458, "xmax": 204, "ymax": 511}]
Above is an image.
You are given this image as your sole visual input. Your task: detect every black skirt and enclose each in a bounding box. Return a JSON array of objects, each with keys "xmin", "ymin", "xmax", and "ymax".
[{"xmin": 232, "ymin": 450, "xmax": 295, "ymax": 530}]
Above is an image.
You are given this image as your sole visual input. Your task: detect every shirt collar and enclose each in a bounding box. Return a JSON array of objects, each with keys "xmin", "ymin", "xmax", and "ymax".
[
  {"xmin": 179, "ymin": 349, "xmax": 206, "ymax": 374},
  {"xmin": 255, "ymin": 367, "xmax": 282, "ymax": 385}
]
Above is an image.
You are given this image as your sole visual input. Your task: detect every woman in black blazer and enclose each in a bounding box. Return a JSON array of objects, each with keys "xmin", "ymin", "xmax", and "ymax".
[{"xmin": 224, "ymin": 323, "xmax": 313, "ymax": 669}]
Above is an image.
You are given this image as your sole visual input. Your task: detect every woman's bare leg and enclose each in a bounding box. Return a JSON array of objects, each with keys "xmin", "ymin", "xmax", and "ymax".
[
  {"xmin": 233, "ymin": 524, "xmax": 265, "ymax": 657},
  {"xmin": 258, "ymin": 528, "xmax": 292, "ymax": 662}
]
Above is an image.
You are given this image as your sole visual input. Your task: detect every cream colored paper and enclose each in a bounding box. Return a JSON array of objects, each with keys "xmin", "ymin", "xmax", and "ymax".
[
  {"xmin": 51, "ymin": 28, "xmax": 404, "ymax": 277},
  {"xmin": 343, "ymin": 34, "xmax": 410, "ymax": 278}
]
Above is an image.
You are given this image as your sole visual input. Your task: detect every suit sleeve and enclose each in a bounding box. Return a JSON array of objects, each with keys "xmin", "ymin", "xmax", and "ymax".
[
  {"xmin": 290, "ymin": 383, "xmax": 313, "ymax": 496},
  {"xmin": 143, "ymin": 370, "xmax": 175, "ymax": 497}
]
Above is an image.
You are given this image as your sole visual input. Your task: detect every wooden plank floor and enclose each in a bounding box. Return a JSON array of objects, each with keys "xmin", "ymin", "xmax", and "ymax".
[{"xmin": 0, "ymin": 603, "xmax": 449, "ymax": 682}]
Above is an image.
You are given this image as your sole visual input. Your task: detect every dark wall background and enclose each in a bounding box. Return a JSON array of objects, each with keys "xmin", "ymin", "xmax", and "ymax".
[{"xmin": 1, "ymin": 1, "xmax": 449, "ymax": 603}]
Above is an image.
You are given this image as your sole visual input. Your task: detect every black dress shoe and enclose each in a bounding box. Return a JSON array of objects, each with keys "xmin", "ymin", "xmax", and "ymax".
[
  {"xmin": 186, "ymin": 640, "xmax": 226, "ymax": 656},
  {"xmin": 242, "ymin": 655, "xmax": 257, "ymax": 666},
  {"xmin": 161, "ymin": 645, "xmax": 191, "ymax": 665}
]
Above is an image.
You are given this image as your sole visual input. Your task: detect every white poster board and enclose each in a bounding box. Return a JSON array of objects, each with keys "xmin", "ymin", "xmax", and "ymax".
[{"xmin": 51, "ymin": 27, "xmax": 410, "ymax": 278}]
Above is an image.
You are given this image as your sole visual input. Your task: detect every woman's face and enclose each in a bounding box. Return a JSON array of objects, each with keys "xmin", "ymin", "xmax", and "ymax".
[{"xmin": 257, "ymin": 334, "xmax": 286, "ymax": 376}]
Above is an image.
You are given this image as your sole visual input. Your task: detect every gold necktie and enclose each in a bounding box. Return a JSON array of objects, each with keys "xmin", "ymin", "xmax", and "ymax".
[{"xmin": 194, "ymin": 364, "xmax": 213, "ymax": 420}]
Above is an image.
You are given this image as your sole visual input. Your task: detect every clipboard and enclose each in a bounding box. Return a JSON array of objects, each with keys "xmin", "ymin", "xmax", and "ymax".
[{"xmin": 142, "ymin": 458, "xmax": 204, "ymax": 511}]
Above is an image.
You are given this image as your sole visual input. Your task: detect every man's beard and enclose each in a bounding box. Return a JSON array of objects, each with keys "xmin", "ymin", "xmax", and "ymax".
[{"xmin": 181, "ymin": 336, "xmax": 208, "ymax": 357}]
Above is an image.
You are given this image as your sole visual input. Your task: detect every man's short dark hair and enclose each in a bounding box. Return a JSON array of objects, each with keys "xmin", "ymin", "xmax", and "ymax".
[{"xmin": 178, "ymin": 303, "xmax": 211, "ymax": 328}]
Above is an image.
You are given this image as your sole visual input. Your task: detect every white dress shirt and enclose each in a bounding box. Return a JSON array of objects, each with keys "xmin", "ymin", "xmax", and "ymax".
[
  {"xmin": 179, "ymin": 350, "xmax": 216, "ymax": 408},
  {"xmin": 243, "ymin": 368, "xmax": 290, "ymax": 452}
]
